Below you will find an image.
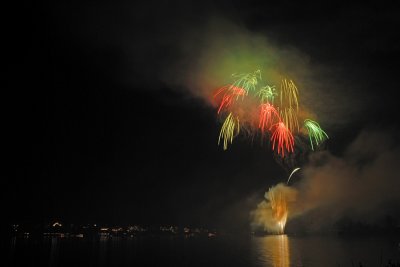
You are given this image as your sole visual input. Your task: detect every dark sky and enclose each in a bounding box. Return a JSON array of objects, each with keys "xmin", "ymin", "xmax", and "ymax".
[{"xmin": 4, "ymin": 1, "xmax": 400, "ymax": 230}]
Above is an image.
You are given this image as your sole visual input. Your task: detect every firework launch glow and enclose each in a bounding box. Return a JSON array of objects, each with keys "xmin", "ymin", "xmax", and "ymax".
[
  {"xmin": 268, "ymin": 187, "xmax": 288, "ymax": 234},
  {"xmin": 251, "ymin": 183, "xmax": 297, "ymax": 234}
]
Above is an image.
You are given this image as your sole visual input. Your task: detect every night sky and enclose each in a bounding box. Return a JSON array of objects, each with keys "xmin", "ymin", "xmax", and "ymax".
[{"xmin": 4, "ymin": 1, "xmax": 400, "ymax": 231}]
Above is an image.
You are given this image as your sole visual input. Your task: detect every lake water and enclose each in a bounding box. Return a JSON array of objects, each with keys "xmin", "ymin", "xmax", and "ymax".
[{"xmin": 6, "ymin": 234, "xmax": 400, "ymax": 266}]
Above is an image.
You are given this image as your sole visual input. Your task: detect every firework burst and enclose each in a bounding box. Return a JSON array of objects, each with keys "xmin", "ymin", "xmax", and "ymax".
[
  {"xmin": 271, "ymin": 122, "xmax": 295, "ymax": 157},
  {"xmin": 280, "ymin": 79, "xmax": 299, "ymax": 110},
  {"xmin": 231, "ymin": 69, "xmax": 261, "ymax": 94},
  {"xmin": 279, "ymin": 107, "xmax": 299, "ymax": 133},
  {"xmin": 214, "ymin": 85, "xmax": 247, "ymax": 114},
  {"xmin": 212, "ymin": 69, "xmax": 330, "ymax": 235},
  {"xmin": 257, "ymin": 85, "xmax": 277, "ymax": 104},
  {"xmin": 218, "ymin": 113, "xmax": 240, "ymax": 150},
  {"xmin": 213, "ymin": 69, "xmax": 328, "ymax": 161},
  {"xmin": 259, "ymin": 103, "xmax": 281, "ymax": 132},
  {"xmin": 304, "ymin": 119, "xmax": 329, "ymax": 150}
]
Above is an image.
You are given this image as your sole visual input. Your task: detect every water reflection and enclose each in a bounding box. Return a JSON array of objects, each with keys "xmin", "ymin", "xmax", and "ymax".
[
  {"xmin": 9, "ymin": 236, "xmax": 16, "ymax": 264},
  {"xmin": 49, "ymin": 237, "xmax": 60, "ymax": 267},
  {"xmin": 256, "ymin": 235, "xmax": 290, "ymax": 267},
  {"xmin": 8, "ymin": 234, "xmax": 400, "ymax": 267},
  {"xmin": 98, "ymin": 235, "xmax": 109, "ymax": 266}
]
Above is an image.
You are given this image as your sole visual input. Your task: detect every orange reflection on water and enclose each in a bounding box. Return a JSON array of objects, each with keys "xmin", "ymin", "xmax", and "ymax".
[{"xmin": 260, "ymin": 235, "xmax": 290, "ymax": 267}]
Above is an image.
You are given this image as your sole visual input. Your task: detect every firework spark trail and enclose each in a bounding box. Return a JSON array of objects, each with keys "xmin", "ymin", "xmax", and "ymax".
[
  {"xmin": 259, "ymin": 103, "xmax": 281, "ymax": 132},
  {"xmin": 231, "ymin": 70, "xmax": 261, "ymax": 94},
  {"xmin": 271, "ymin": 122, "xmax": 295, "ymax": 157},
  {"xmin": 278, "ymin": 79, "xmax": 299, "ymax": 133},
  {"xmin": 304, "ymin": 119, "xmax": 329, "ymax": 150},
  {"xmin": 214, "ymin": 85, "xmax": 246, "ymax": 114},
  {"xmin": 287, "ymin": 167, "xmax": 300, "ymax": 184},
  {"xmin": 280, "ymin": 79, "xmax": 299, "ymax": 110},
  {"xmin": 279, "ymin": 107, "xmax": 299, "ymax": 133},
  {"xmin": 218, "ymin": 112, "xmax": 240, "ymax": 150}
]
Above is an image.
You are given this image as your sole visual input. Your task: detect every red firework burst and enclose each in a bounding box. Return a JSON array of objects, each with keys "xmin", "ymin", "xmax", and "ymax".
[
  {"xmin": 259, "ymin": 103, "xmax": 281, "ymax": 132},
  {"xmin": 214, "ymin": 85, "xmax": 246, "ymax": 114},
  {"xmin": 270, "ymin": 122, "xmax": 295, "ymax": 157}
]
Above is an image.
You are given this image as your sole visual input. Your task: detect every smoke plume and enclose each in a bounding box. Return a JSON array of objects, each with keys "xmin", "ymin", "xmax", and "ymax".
[{"xmin": 252, "ymin": 129, "xmax": 400, "ymax": 232}]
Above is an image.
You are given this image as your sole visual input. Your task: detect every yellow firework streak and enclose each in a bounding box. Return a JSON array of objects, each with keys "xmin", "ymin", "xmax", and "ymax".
[
  {"xmin": 218, "ymin": 113, "xmax": 240, "ymax": 150},
  {"xmin": 279, "ymin": 107, "xmax": 299, "ymax": 132},
  {"xmin": 280, "ymin": 79, "xmax": 299, "ymax": 110}
]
